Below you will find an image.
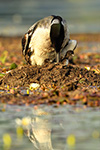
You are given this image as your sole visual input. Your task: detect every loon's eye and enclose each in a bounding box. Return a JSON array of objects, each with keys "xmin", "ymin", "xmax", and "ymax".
[{"xmin": 51, "ymin": 19, "xmax": 59, "ymax": 25}]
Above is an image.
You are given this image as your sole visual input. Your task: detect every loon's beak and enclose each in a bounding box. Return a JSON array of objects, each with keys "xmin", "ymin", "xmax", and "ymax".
[{"xmin": 56, "ymin": 52, "xmax": 60, "ymax": 63}]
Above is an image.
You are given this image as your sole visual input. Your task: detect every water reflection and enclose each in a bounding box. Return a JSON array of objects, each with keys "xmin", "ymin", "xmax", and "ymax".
[
  {"xmin": 15, "ymin": 108, "xmax": 53, "ymax": 150},
  {"xmin": 0, "ymin": 105, "xmax": 100, "ymax": 150}
]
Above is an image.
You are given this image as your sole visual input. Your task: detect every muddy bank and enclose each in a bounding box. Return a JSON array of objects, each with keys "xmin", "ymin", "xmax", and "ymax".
[
  {"xmin": 0, "ymin": 63, "xmax": 100, "ymax": 88},
  {"xmin": 0, "ymin": 34, "xmax": 100, "ymax": 106},
  {"xmin": 0, "ymin": 61, "xmax": 100, "ymax": 107}
]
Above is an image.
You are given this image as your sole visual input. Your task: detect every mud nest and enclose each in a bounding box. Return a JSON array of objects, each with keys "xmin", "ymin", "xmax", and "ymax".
[{"xmin": 0, "ymin": 62, "xmax": 100, "ymax": 89}]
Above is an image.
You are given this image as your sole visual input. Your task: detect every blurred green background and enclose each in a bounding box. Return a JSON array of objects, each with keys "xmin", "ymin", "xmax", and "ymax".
[{"xmin": 0, "ymin": 0, "xmax": 100, "ymax": 36}]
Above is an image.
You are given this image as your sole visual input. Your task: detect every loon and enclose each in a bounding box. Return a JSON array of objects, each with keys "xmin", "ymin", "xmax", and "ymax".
[{"xmin": 22, "ymin": 15, "xmax": 77, "ymax": 65}]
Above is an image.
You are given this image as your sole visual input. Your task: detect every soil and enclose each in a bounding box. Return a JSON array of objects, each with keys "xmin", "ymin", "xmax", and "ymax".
[{"xmin": 0, "ymin": 34, "xmax": 100, "ymax": 107}]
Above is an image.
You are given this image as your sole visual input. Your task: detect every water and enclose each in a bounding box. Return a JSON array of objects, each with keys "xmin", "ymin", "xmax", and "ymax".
[
  {"xmin": 0, "ymin": 0, "xmax": 100, "ymax": 36},
  {"xmin": 78, "ymin": 42, "xmax": 100, "ymax": 53},
  {"xmin": 0, "ymin": 104, "xmax": 100, "ymax": 150}
]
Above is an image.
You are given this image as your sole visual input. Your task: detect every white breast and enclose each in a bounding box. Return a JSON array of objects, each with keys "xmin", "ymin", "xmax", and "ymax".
[
  {"xmin": 30, "ymin": 27, "xmax": 54, "ymax": 55},
  {"xmin": 29, "ymin": 27, "xmax": 55, "ymax": 65}
]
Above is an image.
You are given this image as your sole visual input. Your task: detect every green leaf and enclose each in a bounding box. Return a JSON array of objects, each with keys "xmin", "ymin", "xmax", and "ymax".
[
  {"xmin": 0, "ymin": 73, "xmax": 5, "ymax": 77},
  {"xmin": 94, "ymin": 54, "xmax": 100, "ymax": 59},
  {"xmin": 0, "ymin": 51, "xmax": 8, "ymax": 64},
  {"xmin": 10, "ymin": 63, "xmax": 17, "ymax": 69}
]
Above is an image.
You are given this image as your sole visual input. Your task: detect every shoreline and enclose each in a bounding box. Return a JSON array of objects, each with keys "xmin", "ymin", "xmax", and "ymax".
[{"xmin": 1, "ymin": 33, "xmax": 100, "ymax": 42}]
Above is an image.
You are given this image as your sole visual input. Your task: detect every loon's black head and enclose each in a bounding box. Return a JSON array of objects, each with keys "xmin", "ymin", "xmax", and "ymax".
[
  {"xmin": 51, "ymin": 15, "xmax": 64, "ymax": 24},
  {"xmin": 50, "ymin": 16, "xmax": 65, "ymax": 63},
  {"xmin": 51, "ymin": 16, "xmax": 64, "ymax": 37}
]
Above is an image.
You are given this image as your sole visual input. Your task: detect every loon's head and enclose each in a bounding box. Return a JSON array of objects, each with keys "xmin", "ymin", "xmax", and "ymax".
[{"xmin": 51, "ymin": 16, "xmax": 64, "ymax": 37}]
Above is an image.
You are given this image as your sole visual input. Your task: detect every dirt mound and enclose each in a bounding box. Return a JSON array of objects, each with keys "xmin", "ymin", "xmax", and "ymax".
[
  {"xmin": 0, "ymin": 62, "xmax": 100, "ymax": 89},
  {"xmin": 0, "ymin": 62, "xmax": 100, "ymax": 106}
]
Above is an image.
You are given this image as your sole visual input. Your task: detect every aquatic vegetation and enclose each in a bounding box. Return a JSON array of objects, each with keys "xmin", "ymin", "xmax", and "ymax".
[
  {"xmin": 66, "ymin": 134, "xmax": 76, "ymax": 147},
  {"xmin": 3, "ymin": 134, "xmax": 12, "ymax": 150}
]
